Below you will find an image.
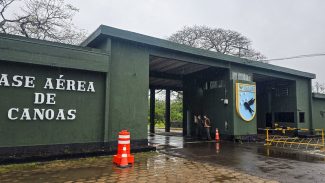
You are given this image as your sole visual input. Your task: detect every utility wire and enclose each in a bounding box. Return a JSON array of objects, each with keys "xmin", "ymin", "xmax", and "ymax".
[{"xmin": 261, "ymin": 53, "xmax": 325, "ymax": 62}]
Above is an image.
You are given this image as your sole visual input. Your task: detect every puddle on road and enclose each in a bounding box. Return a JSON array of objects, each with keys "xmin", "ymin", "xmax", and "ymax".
[
  {"xmin": 150, "ymin": 134, "xmax": 325, "ymax": 163},
  {"xmin": 0, "ymin": 152, "xmax": 275, "ymax": 183},
  {"xmin": 258, "ymin": 146, "xmax": 325, "ymax": 163}
]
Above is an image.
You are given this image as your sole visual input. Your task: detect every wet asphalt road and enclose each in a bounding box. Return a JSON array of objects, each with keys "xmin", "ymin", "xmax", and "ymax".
[{"xmin": 149, "ymin": 133, "xmax": 325, "ymax": 183}]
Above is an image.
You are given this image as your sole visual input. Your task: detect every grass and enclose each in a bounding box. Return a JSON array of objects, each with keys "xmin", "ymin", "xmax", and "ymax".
[
  {"xmin": 0, "ymin": 162, "xmax": 39, "ymax": 174},
  {"xmin": 0, "ymin": 152, "xmax": 159, "ymax": 174},
  {"xmin": 155, "ymin": 122, "xmax": 165, "ymax": 128},
  {"xmin": 148, "ymin": 121, "xmax": 165, "ymax": 129}
]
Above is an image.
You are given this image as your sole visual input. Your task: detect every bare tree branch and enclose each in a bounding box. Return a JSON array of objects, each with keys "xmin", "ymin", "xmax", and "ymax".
[
  {"xmin": 0, "ymin": 0, "xmax": 86, "ymax": 45},
  {"xmin": 313, "ymin": 82, "xmax": 325, "ymax": 94},
  {"xmin": 168, "ymin": 25, "xmax": 267, "ymax": 62}
]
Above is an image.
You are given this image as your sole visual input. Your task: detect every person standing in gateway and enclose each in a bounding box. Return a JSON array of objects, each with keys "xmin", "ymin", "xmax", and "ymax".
[
  {"xmin": 194, "ymin": 115, "xmax": 199, "ymax": 138},
  {"xmin": 204, "ymin": 115, "xmax": 212, "ymax": 140},
  {"xmin": 197, "ymin": 115, "xmax": 203, "ymax": 138}
]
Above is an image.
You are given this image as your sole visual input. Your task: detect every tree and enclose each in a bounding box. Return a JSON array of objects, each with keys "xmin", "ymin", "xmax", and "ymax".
[
  {"xmin": 0, "ymin": 0, "xmax": 86, "ymax": 45},
  {"xmin": 313, "ymin": 81, "xmax": 325, "ymax": 94},
  {"xmin": 168, "ymin": 25, "xmax": 266, "ymax": 62}
]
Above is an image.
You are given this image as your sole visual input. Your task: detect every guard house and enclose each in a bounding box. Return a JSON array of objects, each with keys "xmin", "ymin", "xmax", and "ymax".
[{"xmin": 0, "ymin": 25, "xmax": 324, "ymax": 158}]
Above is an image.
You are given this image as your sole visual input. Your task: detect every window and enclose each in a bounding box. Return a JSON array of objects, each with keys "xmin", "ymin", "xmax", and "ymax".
[
  {"xmin": 265, "ymin": 113, "xmax": 272, "ymax": 127},
  {"xmin": 274, "ymin": 112, "xmax": 295, "ymax": 123},
  {"xmin": 299, "ymin": 112, "xmax": 305, "ymax": 123}
]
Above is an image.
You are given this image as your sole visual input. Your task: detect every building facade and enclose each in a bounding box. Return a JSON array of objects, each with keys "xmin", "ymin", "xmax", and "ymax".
[{"xmin": 0, "ymin": 25, "xmax": 324, "ymax": 159}]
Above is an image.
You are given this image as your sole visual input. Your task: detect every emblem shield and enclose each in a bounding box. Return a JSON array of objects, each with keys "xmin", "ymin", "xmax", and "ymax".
[{"xmin": 236, "ymin": 83, "xmax": 256, "ymax": 122}]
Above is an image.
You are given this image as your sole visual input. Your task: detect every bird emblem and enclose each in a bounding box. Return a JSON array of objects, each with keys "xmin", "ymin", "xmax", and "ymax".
[{"xmin": 244, "ymin": 98, "xmax": 255, "ymax": 114}]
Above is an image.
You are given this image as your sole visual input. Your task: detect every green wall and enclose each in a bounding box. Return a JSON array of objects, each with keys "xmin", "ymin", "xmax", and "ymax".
[
  {"xmin": 296, "ymin": 78, "xmax": 312, "ymax": 129},
  {"xmin": 180, "ymin": 60, "xmax": 314, "ymax": 138},
  {"xmin": 229, "ymin": 63, "xmax": 314, "ymax": 130},
  {"xmin": 108, "ymin": 39, "xmax": 149, "ymax": 141},
  {"xmin": 183, "ymin": 69, "xmax": 234, "ymax": 137},
  {"xmin": 0, "ymin": 34, "xmax": 109, "ymax": 148},
  {"xmin": 0, "ymin": 32, "xmax": 150, "ymax": 150},
  {"xmin": 0, "ymin": 61, "xmax": 106, "ymax": 147},
  {"xmin": 312, "ymin": 94, "xmax": 325, "ymax": 129},
  {"xmin": 231, "ymin": 80, "xmax": 257, "ymax": 136},
  {"xmin": 0, "ymin": 33, "xmax": 108, "ymax": 72},
  {"xmin": 256, "ymin": 82, "xmax": 271, "ymax": 128},
  {"xmin": 86, "ymin": 38, "xmax": 150, "ymax": 141}
]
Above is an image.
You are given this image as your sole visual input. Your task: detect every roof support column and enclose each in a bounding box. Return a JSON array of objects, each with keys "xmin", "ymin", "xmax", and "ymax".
[
  {"xmin": 183, "ymin": 89, "xmax": 188, "ymax": 136},
  {"xmin": 150, "ymin": 88, "xmax": 156, "ymax": 134},
  {"xmin": 308, "ymin": 79, "xmax": 313, "ymax": 132},
  {"xmin": 165, "ymin": 89, "xmax": 171, "ymax": 132}
]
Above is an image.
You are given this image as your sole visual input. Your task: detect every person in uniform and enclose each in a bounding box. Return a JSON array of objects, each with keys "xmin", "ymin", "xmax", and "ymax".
[
  {"xmin": 197, "ymin": 115, "xmax": 203, "ymax": 139},
  {"xmin": 194, "ymin": 115, "xmax": 199, "ymax": 138},
  {"xmin": 204, "ymin": 115, "xmax": 212, "ymax": 140}
]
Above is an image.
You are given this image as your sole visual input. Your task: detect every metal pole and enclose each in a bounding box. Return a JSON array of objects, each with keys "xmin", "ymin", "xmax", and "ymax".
[
  {"xmin": 165, "ymin": 89, "xmax": 171, "ymax": 132},
  {"xmin": 265, "ymin": 129, "xmax": 271, "ymax": 146},
  {"xmin": 266, "ymin": 129, "xmax": 269, "ymax": 142},
  {"xmin": 322, "ymin": 128, "xmax": 324, "ymax": 148},
  {"xmin": 150, "ymin": 88, "xmax": 155, "ymax": 134}
]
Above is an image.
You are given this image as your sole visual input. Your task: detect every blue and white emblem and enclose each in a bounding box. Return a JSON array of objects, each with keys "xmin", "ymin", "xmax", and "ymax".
[{"xmin": 236, "ymin": 83, "xmax": 256, "ymax": 122}]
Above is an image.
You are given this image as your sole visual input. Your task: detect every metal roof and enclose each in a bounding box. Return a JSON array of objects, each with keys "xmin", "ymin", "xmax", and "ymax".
[
  {"xmin": 82, "ymin": 25, "xmax": 316, "ymax": 79},
  {"xmin": 149, "ymin": 56, "xmax": 211, "ymax": 89}
]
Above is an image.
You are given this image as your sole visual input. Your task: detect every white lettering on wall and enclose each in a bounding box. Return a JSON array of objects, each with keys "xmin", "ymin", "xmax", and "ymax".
[
  {"xmin": 33, "ymin": 109, "xmax": 45, "ymax": 120},
  {"xmin": 8, "ymin": 108, "xmax": 19, "ymax": 120},
  {"xmin": 1, "ymin": 74, "xmax": 96, "ymax": 121},
  {"xmin": 34, "ymin": 93, "xmax": 56, "ymax": 105},
  {"xmin": 66, "ymin": 80, "xmax": 75, "ymax": 91},
  {"xmin": 21, "ymin": 108, "xmax": 32, "ymax": 120},
  {"xmin": 87, "ymin": 82, "xmax": 95, "ymax": 92},
  {"xmin": 7, "ymin": 108, "xmax": 78, "ymax": 121},
  {"xmin": 44, "ymin": 78, "xmax": 54, "ymax": 89},
  {"xmin": 0, "ymin": 74, "xmax": 10, "ymax": 86},
  {"xmin": 24, "ymin": 76, "xmax": 35, "ymax": 88},
  {"xmin": 43, "ymin": 75, "xmax": 95, "ymax": 92},
  {"xmin": 12, "ymin": 75, "xmax": 23, "ymax": 87},
  {"xmin": 0, "ymin": 74, "xmax": 35, "ymax": 88},
  {"xmin": 67, "ymin": 109, "xmax": 77, "ymax": 120}
]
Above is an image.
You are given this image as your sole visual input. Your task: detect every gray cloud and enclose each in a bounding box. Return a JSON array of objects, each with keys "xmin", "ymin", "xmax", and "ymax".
[{"xmin": 69, "ymin": 0, "xmax": 325, "ymax": 82}]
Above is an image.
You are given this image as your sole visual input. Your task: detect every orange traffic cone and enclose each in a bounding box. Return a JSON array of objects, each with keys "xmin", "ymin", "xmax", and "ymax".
[
  {"xmin": 113, "ymin": 130, "xmax": 134, "ymax": 168},
  {"xmin": 215, "ymin": 128, "xmax": 220, "ymax": 142},
  {"xmin": 119, "ymin": 146, "xmax": 129, "ymax": 168}
]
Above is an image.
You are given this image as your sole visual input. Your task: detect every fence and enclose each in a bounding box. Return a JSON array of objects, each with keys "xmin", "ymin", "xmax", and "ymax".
[{"xmin": 262, "ymin": 128, "xmax": 325, "ymax": 151}]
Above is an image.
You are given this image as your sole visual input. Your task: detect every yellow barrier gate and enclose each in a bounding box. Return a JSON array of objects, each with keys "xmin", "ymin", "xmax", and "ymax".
[{"xmin": 263, "ymin": 128, "xmax": 325, "ymax": 151}]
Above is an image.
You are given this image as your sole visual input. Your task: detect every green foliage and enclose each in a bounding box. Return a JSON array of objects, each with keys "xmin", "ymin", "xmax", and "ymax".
[
  {"xmin": 148, "ymin": 98, "xmax": 183, "ymax": 126},
  {"xmin": 171, "ymin": 99, "xmax": 182, "ymax": 121},
  {"xmin": 155, "ymin": 100, "xmax": 165, "ymax": 123},
  {"xmin": 155, "ymin": 121, "xmax": 166, "ymax": 128}
]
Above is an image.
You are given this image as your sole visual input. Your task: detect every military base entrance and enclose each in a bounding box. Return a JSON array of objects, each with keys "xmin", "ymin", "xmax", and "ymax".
[
  {"xmin": 148, "ymin": 51, "xmax": 317, "ymax": 142},
  {"xmin": 0, "ymin": 25, "xmax": 325, "ymax": 160}
]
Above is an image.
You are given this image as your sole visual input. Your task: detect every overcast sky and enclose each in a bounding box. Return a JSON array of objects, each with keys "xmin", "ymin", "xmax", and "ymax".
[{"xmin": 68, "ymin": 0, "xmax": 325, "ymax": 84}]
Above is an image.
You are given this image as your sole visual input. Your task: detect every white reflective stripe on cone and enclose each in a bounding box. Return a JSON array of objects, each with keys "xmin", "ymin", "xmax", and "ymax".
[
  {"xmin": 118, "ymin": 140, "xmax": 130, "ymax": 144},
  {"xmin": 122, "ymin": 154, "xmax": 128, "ymax": 157},
  {"xmin": 119, "ymin": 135, "xmax": 130, "ymax": 138}
]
